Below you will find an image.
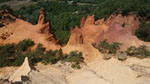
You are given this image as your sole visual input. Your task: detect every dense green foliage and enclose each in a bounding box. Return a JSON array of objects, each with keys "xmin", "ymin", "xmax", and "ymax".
[
  {"xmin": 42, "ymin": 49, "xmax": 83, "ymax": 69},
  {"xmin": 64, "ymin": 51, "xmax": 83, "ymax": 63},
  {"xmin": 94, "ymin": 39, "xmax": 121, "ymax": 54},
  {"xmin": 31, "ymin": 0, "xmax": 38, "ymax": 2},
  {"xmin": 0, "ymin": 39, "xmax": 83, "ymax": 68},
  {"xmin": 0, "ymin": 0, "xmax": 12, "ymax": 3},
  {"xmin": 126, "ymin": 45, "xmax": 150, "ymax": 58},
  {"xmin": 0, "ymin": 39, "xmax": 34, "ymax": 67},
  {"xmin": 0, "ymin": 5, "xmax": 13, "ymax": 12},
  {"xmin": 16, "ymin": 39, "xmax": 34, "ymax": 51},
  {"xmin": 65, "ymin": 51, "xmax": 83, "ymax": 69},
  {"xmin": 135, "ymin": 22, "xmax": 150, "ymax": 42}
]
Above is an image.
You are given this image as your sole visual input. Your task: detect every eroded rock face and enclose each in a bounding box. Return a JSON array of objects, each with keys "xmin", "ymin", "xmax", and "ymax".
[
  {"xmin": 80, "ymin": 16, "xmax": 85, "ymax": 27},
  {"xmin": 0, "ymin": 8, "xmax": 61, "ymax": 50},
  {"xmin": 9, "ymin": 57, "xmax": 31, "ymax": 82},
  {"xmin": 106, "ymin": 14, "xmax": 140, "ymax": 34},
  {"xmin": 81, "ymin": 15, "xmax": 108, "ymax": 44},
  {"xmin": 38, "ymin": 8, "xmax": 45, "ymax": 25},
  {"xmin": 84, "ymin": 15, "xmax": 95, "ymax": 25},
  {"xmin": 67, "ymin": 26, "xmax": 83, "ymax": 45},
  {"xmin": 71, "ymin": 14, "xmax": 148, "ymax": 50}
]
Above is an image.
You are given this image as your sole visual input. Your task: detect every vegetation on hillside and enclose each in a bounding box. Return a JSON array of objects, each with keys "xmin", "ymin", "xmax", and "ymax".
[
  {"xmin": 94, "ymin": 39, "xmax": 150, "ymax": 59},
  {"xmin": 0, "ymin": 39, "xmax": 84, "ymax": 69},
  {"xmin": 1, "ymin": 0, "xmax": 150, "ymax": 44},
  {"xmin": 126, "ymin": 45, "xmax": 150, "ymax": 59},
  {"xmin": 0, "ymin": 0, "xmax": 12, "ymax": 3},
  {"xmin": 0, "ymin": 5, "xmax": 13, "ymax": 12},
  {"xmin": 93, "ymin": 39, "xmax": 121, "ymax": 55},
  {"xmin": 135, "ymin": 22, "xmax": 150, "ymax": 42}
]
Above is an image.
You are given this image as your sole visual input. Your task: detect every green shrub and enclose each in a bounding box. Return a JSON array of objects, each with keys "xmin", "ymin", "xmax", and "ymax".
[
  {"xmin": 71, "ymin": 64, "xmax": 76, "ymax": 68},
  {"xmin": 27, "ymin": 43, "xmax": 45, "ymax": 65},
  {"xmin": 71, "ymin": 63, "xmax": 81, "ymax": 69},
  {"xmin": 76, "ymin": 65, "xmax": 81, "ymax": 69},
  {"xmin": 95, "ymin": 39, "xmax": 121, "ymax": 54},
  {"xmin": 16, "ymin": 39, "xmax": 34, "ymax": 51},
  {"xmin": 13, "ymin": 52, "xmax": 25, "ymax": 66},
  {"xmin": 135, "ymin": 22, "xmax": 150, "ymax": 42},
  {"xmin": 64, "ymin": 51, "xmax": 83, "ymax": 64},
  {"xmin": 42, "ymin": 50, "xmax": 58, "ymax": 64},
  {"xmin": 126, "ymin": 45, "xmax": 150, "ymax": 58},
  {"xmin": 0, "ymin": 39, "xmax": 35, "ymax": 67},
  {"xmin": 0, "ymin": 5, "xmax": 13, "ymax": 12},
  {"xmin": 0, "ymin": 44, "xmax": 16, "ymax": 67}
]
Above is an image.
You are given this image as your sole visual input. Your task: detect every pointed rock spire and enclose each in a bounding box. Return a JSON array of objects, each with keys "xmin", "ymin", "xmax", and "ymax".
[
  {"xmin": 67, "ymin": 26, "xmax": 83, "ymax": 45},
  {"xmin": 38, "ymin": 8, "xmax": 45, "ymax": 25},
  {"xmin": 9, "ymin": 57, "xmax": 31, "ymax": 82}
]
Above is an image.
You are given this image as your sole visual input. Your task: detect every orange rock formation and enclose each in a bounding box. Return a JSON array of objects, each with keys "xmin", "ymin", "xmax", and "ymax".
[
  {"xmin": 67, "ymin": 14, "xmax": 149, "ymax": 51},
  {"xmin": 0, "ymin": 8, "xmax": 61, "ymax": 50},
  {"xmin": 67, "ymin": 26, "xmax": 83, "ymax": 45}
]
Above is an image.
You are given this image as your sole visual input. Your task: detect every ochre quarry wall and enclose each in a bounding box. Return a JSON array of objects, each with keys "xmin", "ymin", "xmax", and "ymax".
[
  {"xmin": 67, "ymin": 14, "xmax": 149, "ymax": 51},
  {"xmin": 0, "ymin": 8, "xmax": 61, "ymax": 50},
  {"xmin": 67, "ymin": 26, "xmax": 83, "ymax": 45}
]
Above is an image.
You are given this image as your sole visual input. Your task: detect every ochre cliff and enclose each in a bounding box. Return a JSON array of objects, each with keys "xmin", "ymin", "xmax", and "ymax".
[
  {"xmin": 0, "ymin": 8, "xmax": 61, "ymax": 50},
  {"xmin": 67, "ymin": 14, "xmax": 149, "ymax": 51}
]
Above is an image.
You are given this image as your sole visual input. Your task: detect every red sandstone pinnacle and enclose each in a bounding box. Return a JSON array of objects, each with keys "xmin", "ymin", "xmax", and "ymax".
[
  {"xmin": 38, "ymin": 8, "xmax": 45, "ymax": 25},
  {"xmin": 37, "ymin": 8, "xmax": 59, "ymax": 44},
  {"xmin": 84, "ymin": 15, "xmax": 95, "ymax": 25},
  {"xmin": 80, "ymin": 16, "xmax": 86, "ymax": 27},
  {"xmin": 67, "ymin": 26, "xmax": 83, "ymax": 45}
]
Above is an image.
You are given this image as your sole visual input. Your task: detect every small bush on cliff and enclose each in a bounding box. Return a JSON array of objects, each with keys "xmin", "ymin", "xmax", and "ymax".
[
  {"xmin": 95, "ymin": 39, "xmax": 121, "ymax": 54},
  {"xmin": 16, "ymin": 39, "xmax": 34, "ymax": 52},
  {"xmin": 126, "ymin": 45, "xmax": 150, "ymax": 58},
  {"xmin": 42, "ymin": 49, "xmax": 84, "ymax": 69},
  {"xmin": 0, "ymin": 44, "xmax": 16, "ymax": 67},
  {"xmin": 0, "ymin": 39, "xmax": 36, "ymax": 67},
  {"xmin": 0, "ymin": 39, "xmax": 84, "ymax": 68},
  {"xmin": 42, "ymin": 50, "xmax": 58, "ymax": 64},
  {"xmin": 135, "ymin": 22, "xmax": 150, "ymax": 42},
  {"xmin": 64, "ymin": 51, "xmax": 83, "ymax": 63},
  {"xmin": 65, "ymin": 51, "xmax": 83, "ymax": 69}
]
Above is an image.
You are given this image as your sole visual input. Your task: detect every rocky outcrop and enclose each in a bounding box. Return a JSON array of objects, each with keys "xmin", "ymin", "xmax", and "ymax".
[
  {"xmin": 67, "ymin": 26, "xmax": 83, "ymax": 45},
  {"xmin": 72, "ymin": 14, "xmax": 148, "ymax": 50},
  {"xmin": 0, "ymin": 8, "xmax": 61, "ymax": 50},
  {"xmin": 38, "ymin": 8, "xmax": 45, "ymax": 25},
  {"xmin": 81, "ymin": 15, "xmax": 108, "ymax": 44},
  {"xmin": 9, "ymin": 57, "xmax": 31, "ymax": 82},
  {"xmin": 80, "ymin": 16, "xmax": 85, "ymax": 27},
  {"xmin": 84, "ymin": 15, "xmax": 95, "ymax": 25},
  {"xmin": 37, "ymin": 8, "xmax": 59, "ymax": 44}
]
